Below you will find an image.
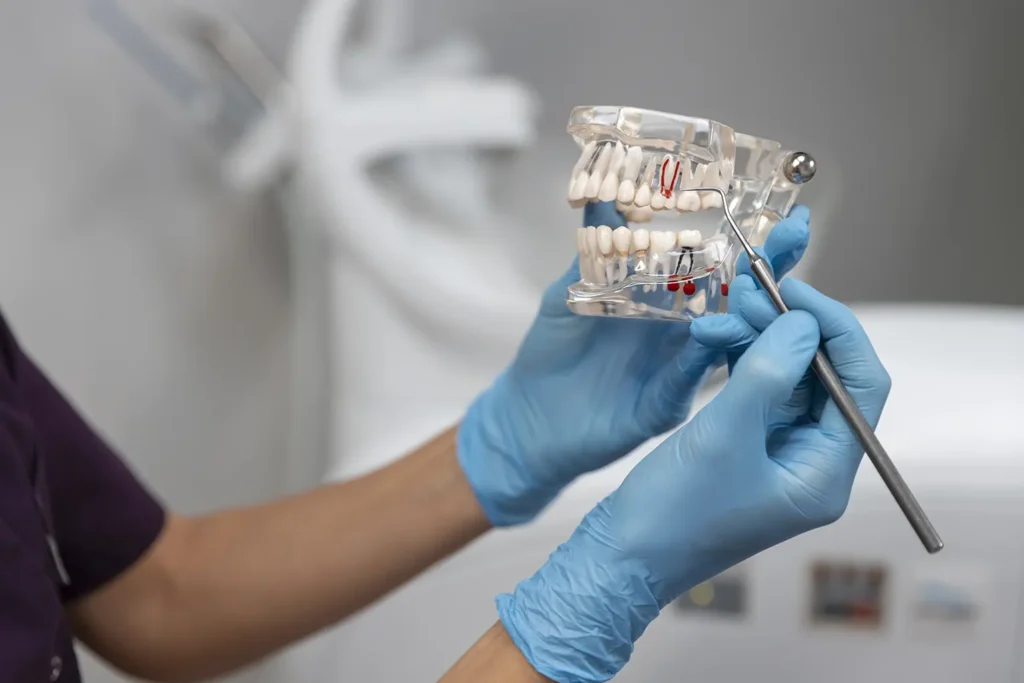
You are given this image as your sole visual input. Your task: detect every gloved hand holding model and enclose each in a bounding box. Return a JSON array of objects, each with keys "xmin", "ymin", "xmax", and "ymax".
[
  {"xmin": 468, "ymin": 276, "xmax": 892, "ymax": 683},
  {"xmin": 457, "ymin": 201, "xmax": 812, "ymax": 526}
]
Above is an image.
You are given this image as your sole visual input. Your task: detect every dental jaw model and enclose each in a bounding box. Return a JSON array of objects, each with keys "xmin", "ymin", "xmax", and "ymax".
[{"xmin": 566, "ymin": 106, "xmax": 815, "ymax": 321}]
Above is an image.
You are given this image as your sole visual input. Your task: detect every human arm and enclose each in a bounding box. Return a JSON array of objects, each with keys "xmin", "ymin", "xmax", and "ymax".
[
  {"xmin": 67, "ymin": 425, "xmax": 491, "ymax": 682},
  {"xmin": 438, "ymin": 622, "xmax": 551, "ymax": 683}
]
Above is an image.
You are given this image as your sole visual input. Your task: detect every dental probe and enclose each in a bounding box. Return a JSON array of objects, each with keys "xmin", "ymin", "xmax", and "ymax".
[{"xmin": 689, "ymin": 155, "xmax": 944, "ymax": 554}]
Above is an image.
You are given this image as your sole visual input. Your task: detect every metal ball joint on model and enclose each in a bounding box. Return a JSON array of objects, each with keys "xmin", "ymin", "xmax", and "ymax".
[{"xmin": 563, "ymin": 105, "xmax": 942, "ymax": 554}]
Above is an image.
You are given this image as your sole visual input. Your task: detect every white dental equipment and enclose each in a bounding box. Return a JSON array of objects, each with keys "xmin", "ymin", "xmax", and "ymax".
[{"xmin": 87, "ymin": 0, "xmax": 544, "ymax": 490}]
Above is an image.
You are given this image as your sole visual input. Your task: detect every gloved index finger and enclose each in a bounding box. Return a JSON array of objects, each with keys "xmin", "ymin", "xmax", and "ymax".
[
  {"xmin": 762, "ymin": 215, "xmax": 810, "ymax": 280},
  {"xmin": 778, "ymin": 279, "xmax": 875, "ymax": 352},
  {"xmin": 583, "ymin": 201, "xmax": 628, "ymax": 228},
  {"xmin": 778, "ymin": 278, "xmax": 891, "ymax": 433}
]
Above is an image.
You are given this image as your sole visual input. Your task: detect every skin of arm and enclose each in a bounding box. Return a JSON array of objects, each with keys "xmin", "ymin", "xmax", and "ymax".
[
  {"xmin": 67, "ymin": 425, "xmax": 494, "ymax": 683},
  {"xmin": 439, "ymin": 622, "xmax": 552, "ymax": 683}
]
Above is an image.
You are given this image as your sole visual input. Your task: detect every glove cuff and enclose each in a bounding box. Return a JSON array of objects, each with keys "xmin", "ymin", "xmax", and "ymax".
[{"xmin": 495, "ymin": 511, "xmax": 662, "ymax": 682}]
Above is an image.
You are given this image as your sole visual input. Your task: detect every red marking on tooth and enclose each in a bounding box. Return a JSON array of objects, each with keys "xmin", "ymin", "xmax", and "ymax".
[
  {"xmin": 660, "ymin": 158, "xmax": 681, "ymax": 198},
  {"xmin": 683, "ymin": 281, "xmax": 697, "ymax": 296},
  {"xmin": 667, "ymin": 280, "xmax": 680, "ymax": 292},
  {"xmin": 721, "ymin": 283, "xmax": 730, "ymax": 296}
]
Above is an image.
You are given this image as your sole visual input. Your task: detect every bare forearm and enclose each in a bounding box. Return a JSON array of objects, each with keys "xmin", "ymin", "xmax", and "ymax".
[
  {"xmin": 71, "ymin": 426, "xmax": 491, "ymax": 682},
  {"xmin": 439, "ymin": 622, "xmax": 552, "ymax": 683}
]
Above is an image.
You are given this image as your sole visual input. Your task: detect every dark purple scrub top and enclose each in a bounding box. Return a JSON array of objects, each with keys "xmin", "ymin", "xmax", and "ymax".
[{"xmin": 0, "ymin": 312, "xmax": 166, "ymax": 682}]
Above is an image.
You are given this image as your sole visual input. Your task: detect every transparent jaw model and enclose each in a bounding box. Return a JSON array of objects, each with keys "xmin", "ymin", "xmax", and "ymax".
[{"xmin": 565, "ymin": 106, "xmax": 815, "ymax": 321}]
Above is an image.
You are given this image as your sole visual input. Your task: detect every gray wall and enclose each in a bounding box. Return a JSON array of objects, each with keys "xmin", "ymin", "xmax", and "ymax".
[
  {"xmin": 416, "ymin": 0, "xmax": 1024, "ymax": 306},
  {"xmin": 1, "ymin": 1, "xmax": 1021, "ymax": 683}
]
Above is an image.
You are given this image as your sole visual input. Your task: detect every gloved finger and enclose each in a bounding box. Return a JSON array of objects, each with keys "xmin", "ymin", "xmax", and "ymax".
[
  {"xmin": 638, "ymin": 338, "xmax": 723, "ymax": 433},
  {"xmin": 735, "ymin": 245, "xmax": 774, "ymax": 283},
  {"xmin": 762, "ymin": 211, "xmax": 811, "ymax": 280},
  {"xmin": 726, "ymin": 274, "xmax": 758, "ymax": 315},
  {"xmin": 733, "ymin": 286, "xmax": 783, "ymax": 332},
  {"xmin": 537, "ymin": 257, "xmax": 584, "ymax": 318},
  {"xmin": 689, "ymin": 313, "xmax": 759, "ymax": 351},
  {"xmin": 734, "ymin": 204, "xmax": 810, "ymax": 286},
  {"xmin": 714, "ymin": 273, "xmax": 763, "ymax": 374},
  {"xmin": 712, "ymin": 310, "xmax": 821, "ymax": 433},
  {"xmin": 778, "ymin": 279, "xmax": 892, "ymax": 436},
  {"xmin": 583, "ymin": 201, "xmax": 628, "ymax": 228},
  {"xmin": 787, "ymin": 203, "xmax": 812, "ymax": 226}
]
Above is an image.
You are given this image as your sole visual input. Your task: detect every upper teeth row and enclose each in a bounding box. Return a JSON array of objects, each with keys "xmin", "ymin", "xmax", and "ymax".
[
  {"xmin": 567, "ymin": 141, "xmax": 732, "ymax": 211},
  {"xmin": 577, "ymin": 226, "xmax": 726, "ymax": 259}
]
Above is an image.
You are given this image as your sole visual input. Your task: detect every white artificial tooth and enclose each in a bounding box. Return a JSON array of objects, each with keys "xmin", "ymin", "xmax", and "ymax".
[
  {"xmin": 597, "ymin": 225, "xmax": 614, "ymax": 257},
  {"xmin": 577, "ymin": 227, "xmax": 592, "ymax": 281},
  {"xmin": 632, "ymin": 227, "xmax": 650, "ymax": 278},
  {"xmin": 587, "ymin": 226, "xmax": 599, "ymax": 259},
  {"xmin": 650, "ymin": 230, "xmax": 670, "ymax": 252},
  {"xmin": 687, "ymin": 290, "xmax": 707, "ymax": 315},
  {"xmin": 634, "ymin": 183, "xmax": 652, "ymax": 207},
  {"xmin": 701, "ymin": 162, "xmax": 724, "ymax": 209},
  {"xmin": 607, "ymin": 142, "xmax": 627, "ymax": 175},
  {"xmin": 674, "ymin": 162, "xmax": 700, "ymax": 212},
  {"xmin": 662, "ymin": 192, "xmax": 678, "ymax": 211},
  {"xmin": 605, "ymin": 258, "xmax": 617, "ymax": 285},
  {"xmin": 650, "ymin": 231, "xmax": 675, "ymax": 280},
  {"xmin": 617, "ymin": 180, "xmax": 636, "ymax": 204},
  {"xmin": 702, "ymin": 236, "xmax": 729, "ymax": 267},
  {"xmin": 612, "ymin": 226, "xmax": 632, "ymax": 256},
  {"xmin": 650, "ymin": 191, "xmax": 666, "ymax": 210},
  {"xmin": 571, "ymin": 141, "xmax": 598, "ymax": 177},
  {"xmin": 677, "ymin": 249, "xmax": 693, "ymax": 275},
  {"xmin": 689, "ymin": 163, "xmax": 707, "ymax": 188},
  {"xmin": 587, "ymin": 226, "xmax": 606, "ymax": 285},
  {"xmin": 628, "ymin": 205, "xmax": 655, "ymax": 223},
  {"xmin": 701, "ymin": 192, "xmax": 724, "ymax": 210},
  {"xmin": 677, "ymin": 229, "xmax": 702, "ymax": 249},
  {"xmin": 622, "ymin": 146, "xmax": 644, "ymax": 182},
  {"xmin": 612, "ymin": 227, "xmax": 631, "ymax": 284},
  {"xmin": 632, "ymin": 228, "xmax": 650, "ymax": 283},
  {"xmin": 598, "ymin": 173, "xmax": 620, "ymax": 202},
  {"xmin": 569, "ymin": 171, "xmax": 589, "ymax": 203},
  {"xmin": 593, "ymin": 142, "xmax": 614, "ymax": 173},
  {"xmin": 584, "ymin": 143, "xmax": 615, "ymax": 199},
  {"xmin": 632, "ymin": 228, "xmax": 650, "ymax": 252},
  {"xmin": 568, "ymin": 143, "xmax": 597, "ymax": 199}
]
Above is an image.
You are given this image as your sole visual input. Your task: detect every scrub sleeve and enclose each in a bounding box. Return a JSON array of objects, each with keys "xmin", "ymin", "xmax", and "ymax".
[{"xmin": 0, "ymin": 312, "xmax": 166, "ymax": 682}]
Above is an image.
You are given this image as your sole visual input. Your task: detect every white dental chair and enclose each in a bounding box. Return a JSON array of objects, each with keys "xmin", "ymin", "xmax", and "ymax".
[
  {"xmin": 279, "ymin": 0, "xmax": 544, "ymax": 483},
  {"xmin": 279, "ymin": 304, "xmax": 1024, "ymax": 683},
  {"xmin": 89, "ymin": 0, "xmax": 545, "ymax": 488}
]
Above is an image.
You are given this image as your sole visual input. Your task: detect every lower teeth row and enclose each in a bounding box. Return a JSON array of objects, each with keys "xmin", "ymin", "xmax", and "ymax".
[{"xmin": 577, "ymin": 226, "xmax": 728, "ymax": 290}]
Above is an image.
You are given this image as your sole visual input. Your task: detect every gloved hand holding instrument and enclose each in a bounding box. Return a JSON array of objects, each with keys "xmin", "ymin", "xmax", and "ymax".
[{"xmin": 497, "ymin": 276, "xmax": 897, "ymax": 683}]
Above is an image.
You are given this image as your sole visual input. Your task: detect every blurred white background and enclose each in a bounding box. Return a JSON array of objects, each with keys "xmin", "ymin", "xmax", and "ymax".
[{"xmin": 1, "ymin": 1, "xmax": 1022, "ymax": 682}]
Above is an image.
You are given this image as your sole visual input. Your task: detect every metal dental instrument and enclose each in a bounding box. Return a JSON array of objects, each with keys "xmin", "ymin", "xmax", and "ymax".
[{"xmin": 690, "ymin": 153, "xmax": 944, "ymax": 554}]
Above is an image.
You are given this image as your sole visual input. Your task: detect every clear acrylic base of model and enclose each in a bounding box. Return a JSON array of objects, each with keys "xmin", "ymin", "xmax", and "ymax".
[{"xmin": 565, "ymin": 106, "xmax": 815, "ymax": 322}]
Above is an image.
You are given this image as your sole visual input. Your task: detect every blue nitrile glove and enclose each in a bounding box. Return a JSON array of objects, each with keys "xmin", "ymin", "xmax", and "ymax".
[
  {"xmin": 457, "ymin": 201, "xmax": 812, "ymax": 526},
  {"xmin": 497, "ymin": 279, "xmax": 892, "ymax": 683}
]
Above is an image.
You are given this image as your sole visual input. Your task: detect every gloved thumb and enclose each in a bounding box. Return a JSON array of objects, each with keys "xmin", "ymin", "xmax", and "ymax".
[
  {"xmin": 713, "ymin": 311, "xmax": 821, "ymax": 430},
  {"xmin": 537, "ymin": 256, "xmax": 583, "ymax": 318}
]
